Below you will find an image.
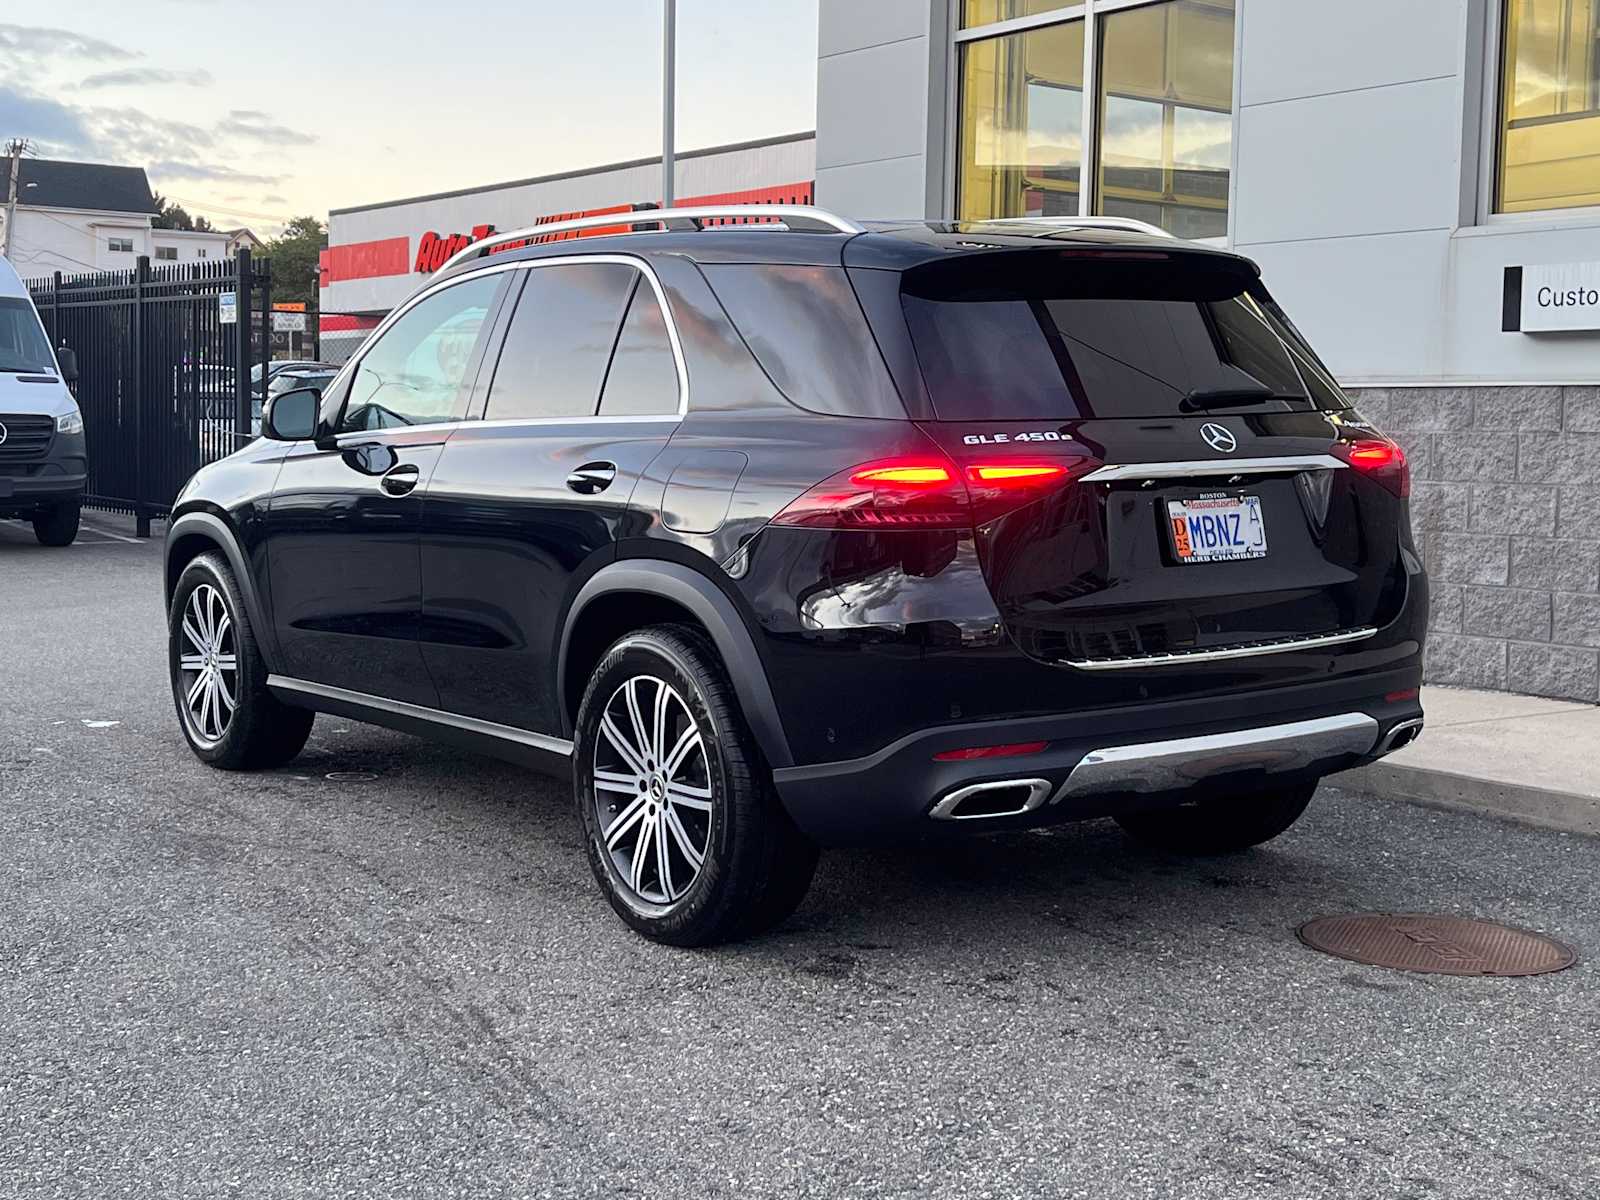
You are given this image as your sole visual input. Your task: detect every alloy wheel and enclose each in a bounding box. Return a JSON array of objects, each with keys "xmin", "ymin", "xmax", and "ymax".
[
  {"xmin": 591, "ymin": 674, "xmax": 714, "ymax": 907},
  {"xmin": 177, "ymin": 583, "xmax": 238, "ymax": 747}
]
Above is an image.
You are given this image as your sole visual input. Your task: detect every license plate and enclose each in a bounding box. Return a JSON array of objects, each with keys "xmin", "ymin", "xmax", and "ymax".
[{"xmin": 1167, "ymin": 494, "xmax": 1268, "ymax": 563}]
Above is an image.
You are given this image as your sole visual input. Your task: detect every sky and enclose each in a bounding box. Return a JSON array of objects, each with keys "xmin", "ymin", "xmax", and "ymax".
[{"xmin": 0, "ymin": 1, "xmax": 820, "ymax": 236}]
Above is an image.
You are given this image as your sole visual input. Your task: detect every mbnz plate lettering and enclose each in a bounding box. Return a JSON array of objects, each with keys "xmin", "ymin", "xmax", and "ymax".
[{"xmin": 962, "ymin": 431, "xmax": 1070, "ymax": 445}]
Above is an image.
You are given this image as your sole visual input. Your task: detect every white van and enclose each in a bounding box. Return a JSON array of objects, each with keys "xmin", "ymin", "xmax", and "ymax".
[{"xmin": 0, "ymin": 255, "xmax": 85, "ymax": 545}]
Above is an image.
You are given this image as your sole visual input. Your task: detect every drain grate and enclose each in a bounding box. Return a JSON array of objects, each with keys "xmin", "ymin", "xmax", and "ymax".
[{"xmin": 1298, "ymin": 913, "xmax": 1576, "ymax": 977}]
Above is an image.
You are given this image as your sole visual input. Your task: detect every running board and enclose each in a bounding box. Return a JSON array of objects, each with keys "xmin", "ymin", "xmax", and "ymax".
[{"xmin": 1052, "ymin": 712, "xmax": 1380, "ymax": 803}]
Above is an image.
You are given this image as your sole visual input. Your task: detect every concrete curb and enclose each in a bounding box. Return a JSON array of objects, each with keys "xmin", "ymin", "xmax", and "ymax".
[{"xmin": 1338, "ymin": 761, "xmax": 1600, "ymax": 838}]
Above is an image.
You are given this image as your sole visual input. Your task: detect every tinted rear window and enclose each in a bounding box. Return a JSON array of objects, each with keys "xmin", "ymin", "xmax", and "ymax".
[{"xmin": 901, "ymin": 252, "xmax": 1349, "ymax": 421}]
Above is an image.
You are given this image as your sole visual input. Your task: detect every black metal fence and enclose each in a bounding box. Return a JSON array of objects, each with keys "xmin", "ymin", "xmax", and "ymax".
[{"xmin": 27, "ymin": 251, "xmax": 271, "ymax": 535}]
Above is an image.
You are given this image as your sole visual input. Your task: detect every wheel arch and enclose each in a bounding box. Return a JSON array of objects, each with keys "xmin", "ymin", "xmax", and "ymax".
[
  {"xmin": 558, "ymin": 560, "xmax": 793, "ymax": 769},
  {"xmin": 164, "ymin": 511, "xmax": 280, "ymax": 672}
]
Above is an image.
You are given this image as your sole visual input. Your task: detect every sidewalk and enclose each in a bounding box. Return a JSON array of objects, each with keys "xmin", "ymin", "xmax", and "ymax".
[{"xmin": 1339, "ymin": 686, "xmax": 1600, "ymax": 836}]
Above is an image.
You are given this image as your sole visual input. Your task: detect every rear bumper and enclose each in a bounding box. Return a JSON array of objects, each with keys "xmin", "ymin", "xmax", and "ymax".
[{"xmin": 771, "ymin": 666, "xmax": 1423, "ymax": 844}]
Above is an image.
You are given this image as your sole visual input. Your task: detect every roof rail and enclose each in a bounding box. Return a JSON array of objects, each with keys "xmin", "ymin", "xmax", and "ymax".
[
  {"xmin": 971, "ymin": 215, "xmax": 1177, "ymax": 240},
  {"xmin": 436, "ymin": 204, "xmax": 864, "ymax": 274}
]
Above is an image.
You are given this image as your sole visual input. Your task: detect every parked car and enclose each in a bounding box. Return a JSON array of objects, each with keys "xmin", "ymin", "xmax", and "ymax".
[
  {"xmin": 250, "ymin": 359, "xmax": 334, "ymax": 398},
  {"xmin": 163, "ymin": 206, "xmax": 1428, "ymax": 945},
  {"xmin": 0, "ymin": 255, "xmax": 85, "ymax": 546}
]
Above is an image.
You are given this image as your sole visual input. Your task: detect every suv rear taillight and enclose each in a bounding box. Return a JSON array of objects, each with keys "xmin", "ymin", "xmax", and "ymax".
[
  {"xmin": 1333, "ymin": 437, "xmax": 1410, "ymax": 498},
  {"xmin": 771, "ymin": 454, "xmax": 1099, "ymax": 532}
]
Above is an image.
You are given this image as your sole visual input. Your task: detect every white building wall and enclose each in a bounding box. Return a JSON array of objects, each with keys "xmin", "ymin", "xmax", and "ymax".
[
  {"xmin": 150, "ymin": 229, "xmax": 230, "ymax": 266},
  {"xmin": 815, "ymin": 0, "xmax": 950, "ymax": 218},
  {"xmin": 5, "ymin": 207, "xmax": 153, "ymax": 278}
]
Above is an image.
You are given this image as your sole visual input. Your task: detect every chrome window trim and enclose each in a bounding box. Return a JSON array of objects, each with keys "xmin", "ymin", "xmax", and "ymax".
[
  {"xmin": 326, "ymin": 252, "xmax": 688, "ymax": 443},
  {"xmin": 1080, "ymin": 454, "xmax": 1347, "ymax": 482},
  {"xmin": 267, "ymin": 675, "xmax": 574, "ymax": 757},
  {"xmin": 1063, "ymin": 627, "xmax": 1378, "ymax": 672}
]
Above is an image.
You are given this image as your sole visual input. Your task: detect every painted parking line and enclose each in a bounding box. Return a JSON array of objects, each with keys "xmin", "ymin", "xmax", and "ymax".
[{"xmin": 79, "ymin": 523, "xmax": 145, "ymax": 544}]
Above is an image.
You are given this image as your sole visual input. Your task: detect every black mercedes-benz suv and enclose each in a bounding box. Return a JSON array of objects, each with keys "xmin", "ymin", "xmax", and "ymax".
[{"xmin": 164, "ymin": 206, "xmax": 1427, "ymax": 945}]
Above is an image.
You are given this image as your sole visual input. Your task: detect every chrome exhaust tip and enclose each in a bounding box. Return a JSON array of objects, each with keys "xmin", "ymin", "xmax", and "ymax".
[
  {"xmin": 929, "ymin": 778, "xmax": 1052, "ymax": 821},
  {"xmin": 1374, "ymin": 717, "xmax": 1424, "ymax": 757}
]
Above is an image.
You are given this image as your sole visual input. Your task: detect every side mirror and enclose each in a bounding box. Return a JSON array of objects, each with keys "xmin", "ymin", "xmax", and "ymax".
[
  {"xmin": 262, "ymin": 387, "xmax": 320, "ymax": 441},
  {"xmin": 56, "ymin": 345, "xmax": 79, "ymax": 384}
]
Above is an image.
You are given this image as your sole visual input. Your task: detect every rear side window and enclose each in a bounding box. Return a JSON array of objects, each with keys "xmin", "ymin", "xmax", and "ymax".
[
  {"xmin": 485, "ymin": 262, "xmax": 636, "ymax": 420},
  {"xmin": 704, "ymin": 264, "xmax": 905, "ymax": 419},
  {"xmin": 598, "ymin": 278, "xmax": 680, "ymax": 416},
  {"xmin": 901, "ymin": 252, "xmax": 1350, "ymax": 421},
  {"xmin": 0, "ymin": 297, "xmax": 55, "ymax": 374}
]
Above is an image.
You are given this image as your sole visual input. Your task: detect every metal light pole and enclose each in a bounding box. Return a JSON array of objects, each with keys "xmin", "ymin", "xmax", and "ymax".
[{"xmin": 662, "ymin": 0, "xmax": 676, "ymax": 209}]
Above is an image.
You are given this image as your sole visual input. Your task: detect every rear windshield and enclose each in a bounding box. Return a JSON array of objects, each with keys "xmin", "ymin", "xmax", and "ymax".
[
  {"xmin": 900, "ymin": 252, "xmax": 1348, "ymax": 421},
  {"xmin": 0, "ymin": 297, "xmax": 55, "ymax": 374}
]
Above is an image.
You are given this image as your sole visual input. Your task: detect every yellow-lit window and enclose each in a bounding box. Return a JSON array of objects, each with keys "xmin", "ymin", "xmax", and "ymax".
[
  {"xmin": 1498, "ymin": 0, "xmax": 1600, "ymax": 212},
  {"xmin": 1095, "ymin": 0, "xmax": 1234, "ymax": 239},
  {"xmin": 963, "ymin": 1, "xmax": 1078, "ymax": 29},
  {"xmin": 957, "ymin": 20, "xmax": 1086, "ymax": 221}
]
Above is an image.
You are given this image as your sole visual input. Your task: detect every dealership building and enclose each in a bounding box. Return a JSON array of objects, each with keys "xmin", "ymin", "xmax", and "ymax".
[{"xmin": 318, "ymin": 0, "xmax": 1600, "ymax": 700}]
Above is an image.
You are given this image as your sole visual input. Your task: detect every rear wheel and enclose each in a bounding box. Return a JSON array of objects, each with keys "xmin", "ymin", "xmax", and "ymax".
[
  {"xmin": 32, "ymin": 500, "xmax": 79, "ymax": 546},
  {"xmin": 574, "ymin": 624, "xmax": 818, "ymax": 946},
  {"xmin": 1114, "ymin": 780, "xmax": 1318, "ymax": 854},
  {"xmin": 168, "ymin": 552, "xmax": 314, "ymax": 769}
]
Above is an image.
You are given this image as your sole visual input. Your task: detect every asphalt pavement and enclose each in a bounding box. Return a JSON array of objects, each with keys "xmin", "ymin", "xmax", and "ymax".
[{"xmin": 3, "ymin": 513, "xmax": 1598, "ymax": 1199}]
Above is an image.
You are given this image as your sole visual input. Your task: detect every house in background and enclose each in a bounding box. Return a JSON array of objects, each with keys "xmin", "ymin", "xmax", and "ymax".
[{"xmin": 0, "ymin": 158, "xmax": 237, "ymax": 277}]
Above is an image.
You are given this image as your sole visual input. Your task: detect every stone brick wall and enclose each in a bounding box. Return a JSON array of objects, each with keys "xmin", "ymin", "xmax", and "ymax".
[{"xmin": 1347, "ymin": 386, "xmax": 1600, "ymax": 703}]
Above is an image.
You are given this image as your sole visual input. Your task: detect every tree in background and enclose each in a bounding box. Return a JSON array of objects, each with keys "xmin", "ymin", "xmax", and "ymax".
[
  {"xmin": 261, "ymin": 216, "xmax": 325, "ymax": 311},
  {"xmin": 150, "ymin": 193, "xmax": 215, "ymax": 232}
]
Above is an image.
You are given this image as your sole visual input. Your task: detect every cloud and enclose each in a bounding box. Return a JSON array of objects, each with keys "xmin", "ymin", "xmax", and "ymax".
[
  {"xmin": 79, "ymin": 67, "xmax": 213, "ymax": 89},
  {"xmin": 217, "ymin": 110, "xmax": 315, "ymax": 147},
  {"xmin": 148, "ymin": 160, "xmax": 280, "ymax": 186},
  {"xmin": 0, "ymin": 22, "xmax": 135, "ymax": 62},
  {"xmin": 0, "ymin": 85, "xmax": 94, "ymax": 149},
  {"xmin": 261, "ymin": 194, "xmax": 288, "ymax": 206}
]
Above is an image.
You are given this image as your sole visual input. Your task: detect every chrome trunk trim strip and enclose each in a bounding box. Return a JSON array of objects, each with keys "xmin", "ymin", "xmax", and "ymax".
[
  {"xmin": 1064, "ymin": 627, "xmax": 1378, "ymax": 671},
  {"xmin": 1081, "ymin": 455, "xmax": 1347, "ymax": 482}
]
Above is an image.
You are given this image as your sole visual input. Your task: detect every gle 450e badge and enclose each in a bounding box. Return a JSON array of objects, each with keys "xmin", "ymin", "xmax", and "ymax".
[{"xmin": 962, "ymin": 431, "xmax": 1071, "ymax": 445}]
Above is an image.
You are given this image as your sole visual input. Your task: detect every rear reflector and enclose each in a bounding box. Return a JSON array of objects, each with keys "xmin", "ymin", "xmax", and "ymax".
[
  {"xmin": 933, "ymin": 740, "xmax": 1049, "ymax": 762},
  {"xmin": 1385, "ymin": 688, "xmax": 1420, "ymax": 703},
  {"xmin": 1334, "ymin": 437, "xmax": 1411, "ymax": 498}
]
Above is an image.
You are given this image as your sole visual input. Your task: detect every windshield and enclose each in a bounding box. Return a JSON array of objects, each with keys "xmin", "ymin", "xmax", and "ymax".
[
  {"xmin": 0, "ymin": 297, "xmax": 56, "ymax": 374},
  {"xmin": 901, "ymin": 252, "xmax": 1349, "ymax": 421}
]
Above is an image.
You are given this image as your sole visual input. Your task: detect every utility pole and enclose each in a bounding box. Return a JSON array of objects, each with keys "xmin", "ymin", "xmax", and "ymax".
[
  {"xmin": 3, "ymin": 138, "xmax": 29, "ymax": 260},
  {"xmin": 662, "ymin": 0, "xmax": 676, "ymax": 209}
]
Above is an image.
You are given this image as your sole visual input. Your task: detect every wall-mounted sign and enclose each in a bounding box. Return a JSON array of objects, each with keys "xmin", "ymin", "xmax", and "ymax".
[
  {"xmin": 1503, "ymin": 261, "xmax": 1600, "ymax": 333},
  {"xmin": 272, "ymin": 311, "xmax": 307, "ymax": 333},
  {"xmin": 218, "ymin": 291, "xmax": 237, "ymax": 325},
  {"xmin": 414, "ymin": 224, "xmax": 496, "ymax": 274}
]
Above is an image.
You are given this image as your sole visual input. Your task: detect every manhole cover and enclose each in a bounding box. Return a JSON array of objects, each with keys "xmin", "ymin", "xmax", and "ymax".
[
  {"xmin": 325, "ymin": 771, "xmax": 378, "ymax": 783},
  {"xmin": 1298, "ymin": 913, "xmax": 1575, "ymax": 977}
]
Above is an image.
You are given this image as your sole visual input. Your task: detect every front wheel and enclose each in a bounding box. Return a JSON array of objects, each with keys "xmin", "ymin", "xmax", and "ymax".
[
  {"xmin": 32, "ymin": 500, "xmax": 79, "ymax": 546},
  {"xmin": 168, "ymin": 552, "xmax": 314, "ymax": 770},
  {"xmin": 574, "ymin": 624, "xmax": 818, "ymax": 947},
  {"xmin": 1114, "ymin": 780, "xmax": 1318, "ymax": 854}
]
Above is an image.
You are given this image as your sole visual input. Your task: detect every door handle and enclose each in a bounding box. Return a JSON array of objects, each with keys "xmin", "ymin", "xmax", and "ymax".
[
  {"xmin": 566, "ymin": 462, "xmax": 617, "ymax": 495},
  {"xmin": 380, "ymin": 463, "xmax": 421, "ymax": 496}
]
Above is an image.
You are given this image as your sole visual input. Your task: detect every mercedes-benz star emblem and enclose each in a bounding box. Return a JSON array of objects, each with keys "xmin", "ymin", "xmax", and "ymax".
[
  {"xmin": 1200, "ymin": 422, "xmax": 1237, "ymax": 453},
  {"xmin": 0, "ymin": 422, "xmax": 9, "ymax": 446}
]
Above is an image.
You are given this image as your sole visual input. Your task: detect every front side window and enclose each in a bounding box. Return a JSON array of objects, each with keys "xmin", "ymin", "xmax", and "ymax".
[
  {"xmin": 0, "ymin": 298, "xmax": 55, "ymax": 373},
  {"xmin": 340, "ymin": 273, "xmax": 500, "ymax": 432},
  {"xmin": 957, "ymin": 0, "xmax": 1235, "ymax": 237},
  {"xmin": 1498, "ymin": 0, "xmax": 1600, "ymax": 212},
  {"xmin": 483, "ymin": 262, "xmax": 637, "ymax": 420}
]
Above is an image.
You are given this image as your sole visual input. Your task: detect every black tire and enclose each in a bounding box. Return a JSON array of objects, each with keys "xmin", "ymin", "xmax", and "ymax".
[
  {"xmin": 168, "ymin": 552, "xmax": 314, "ymax": 770},
  {"xmin": 32, "ymin": 500, "xmax": 80, "ymax": 546},
  {"xmin": 574, "ymin": 624, "xmax": 818, "ymax": 947},
  {"xmin": 1114, "ymin": 780, "xmax": 1318, "ymax": 854}
]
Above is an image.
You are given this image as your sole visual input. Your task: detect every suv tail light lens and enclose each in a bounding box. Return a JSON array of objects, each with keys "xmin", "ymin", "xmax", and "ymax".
[
  {"xmin": 1334, "ymin": 437, "xmax": 1410, "ymax": 498},
  {"xmin": 771, "ymin": 455, "xmax": 1098, "ymax": 531}
]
